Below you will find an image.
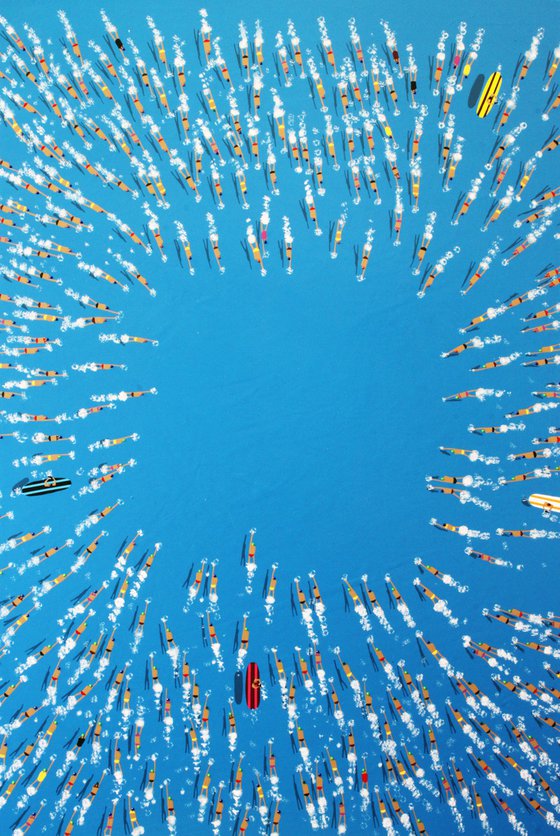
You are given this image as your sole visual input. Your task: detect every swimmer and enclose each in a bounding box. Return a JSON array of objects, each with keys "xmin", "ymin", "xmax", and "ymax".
[
  {"xmin": 506, "ymin": 403, "xmax": 547, "ymax": 417},
  {"xmin": 358, "ymin": 238, "xmax": 373, "ymax": 281},
  {"xmin": 471, "ymin": 356, "xmax": 513, "ymax": 371},
  {"xmin": 535, "ymin": 429, "xmax": 560, "ymax": 443},
  {"xmin": 16, "ymin": 801, "xmax": 45, "ymax": 833},
  {"xmin": 516, "ymin": 31, "xmax": 544, "ymax": 86},
  {"xmin": 497, "ymin": 528, "xmax": 535, "ymax": 537},
  {"xmin": 522, "ymin": 320, "xmax": 560, "ymax": 334},
  {"xmin": 463, "ymin": 258, "xmax": 494, "ymax": 293},
  {"xmin": 239, "ymin": 615, "xmax": 250, "ymax": 654},
  {"xmin": 490, "ymin": 158, "xmax": 512, "ymax": 197},
  {"xmin": 510, "ymin": 447, "xmax": 551, "ymax": 460},
  {"xmin": 470, "ymin": 425, "xmax": 508, "ymax": 434},
  {"xmin": 430, "ymin": 519, "xmax": 471, "ymax": 537},
  {"xmin": 443, "ymin": 388, "xmax": 485, "ymax": 401}
]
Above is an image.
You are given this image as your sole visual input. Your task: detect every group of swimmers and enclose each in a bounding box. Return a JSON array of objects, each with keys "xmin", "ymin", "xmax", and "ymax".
[{"xmin": 0, "ymin": 7, "xmax": 558, "ymax": 835}]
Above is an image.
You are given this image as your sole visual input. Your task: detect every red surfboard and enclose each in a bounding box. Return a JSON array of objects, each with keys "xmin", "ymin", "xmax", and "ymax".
[{"xmin": 245, "ymin": 662, "xmax": 261, "ymax": 709}]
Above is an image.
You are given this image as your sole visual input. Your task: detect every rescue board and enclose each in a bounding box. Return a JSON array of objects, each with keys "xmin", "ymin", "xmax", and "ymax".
[
  {"xmin": 21, "ymin": 477, "xmax": 71, "ymax": 497},
  {"xmin": 527, "ymin": 493, "xmax": 560, "ymax": 513},
  {"xmin": 245, "ymin": 661, "xmax": 261, "ymax": 709},
  {"xmin": 476, "ymin": 71, "xmax": 502, "ymax": 118}
]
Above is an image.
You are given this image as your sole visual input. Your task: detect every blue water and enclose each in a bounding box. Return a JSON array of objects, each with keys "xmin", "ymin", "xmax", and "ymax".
[{"xmin": 0, "ymin": 0, "xmax": 559, "ymax": 833}]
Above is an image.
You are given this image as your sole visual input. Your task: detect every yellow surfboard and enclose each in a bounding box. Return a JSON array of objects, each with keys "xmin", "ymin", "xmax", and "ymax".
[
  {"xmin": 528, "ymin": 493, "xmax": 560, "ymax": 512},
  {"xmin": 476, "ymin": 71, "xmax": 502, "ymax": 118}
]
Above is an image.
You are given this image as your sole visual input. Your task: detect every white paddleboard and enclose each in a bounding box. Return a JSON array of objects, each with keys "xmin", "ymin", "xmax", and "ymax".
[{"xmin": 528, "ymin": 493, "xmax": 560, "ymax": 512}]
